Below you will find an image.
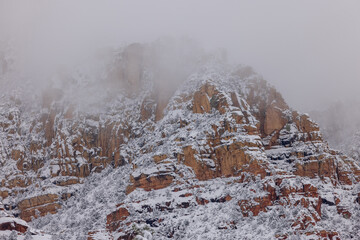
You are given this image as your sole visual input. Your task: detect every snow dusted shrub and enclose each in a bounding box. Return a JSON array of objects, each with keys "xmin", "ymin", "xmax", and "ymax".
[
  {"xmin": 34, "ymin": 209, "xmax": 41, "ymax": 219},
  {"xmin": 332, "ymin": 215, "xmax": 342, "ymax": 225},
  {"xmin": 165, "ymin": 189, "xmax": 172, "ymax": 199},
  {"xmin": 256, "ymin": 212, "xmax": 266, "ymax": 224},
  {"xmin": 32, "ymin": 213, "xmax": 51, "ymax": 229},
  {"xmin": 131, "ymin": 223, "xmax": 154, "ymax": 239},
  {"xmin": 74, "ymin": 232, "xmax": 87, "ymax": 240},
  {"xmin": 184, "ymin": 219, "xmax": 190, "ymax": 226},
  {"xmin": 291, "ymin": 207, "xmax": 300, "ymax": 218},
  {"xmin": 134, "ymin": 230, "xmax": 153, "ymax": 240},
  {"xmin": 288, "ymin": 233, "xmax": 302, "ymax": 240},
  {"xmin": 8, "ymin": 231, "xmax": 17, "ymax": 240},
  {"xmin": 24, "ymin": 228, "xmax": 33, "ymax": 240},
  {"xmin": 50, "ymin": 235, "xmax": 59, "ymax": 240}
]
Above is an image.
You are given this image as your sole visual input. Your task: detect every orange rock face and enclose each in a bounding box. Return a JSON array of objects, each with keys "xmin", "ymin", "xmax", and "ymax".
[
  {"xmin": 0, "ymin": 220, "xmax": 28, "ymax": 233},
  {"xmin": 107, "ymin": 207, "xmax": 130, "ymax": 232},
  {"xmin": 126, "ymin": 174, "xmax": 174, "ymax": 194},
  {"xmin": 264, "ymin": 105, "xmax": 287, "ymax": 136},
  {"xmin": 18, "ymin": 194, "xmax": 60, "ymax": 221},
  {"xmin": 0, "ymin": 201, "xmax": 29, "ymax": 234},
  {"xmin": 192, "ymin": 91, "xmax": 211, "ymax": 114}
]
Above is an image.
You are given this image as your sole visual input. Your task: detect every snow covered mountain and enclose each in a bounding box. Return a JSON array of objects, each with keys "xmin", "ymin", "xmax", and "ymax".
[{"xmin": 0, "ymin": 42, "xmax": 360, "ymax": 239}]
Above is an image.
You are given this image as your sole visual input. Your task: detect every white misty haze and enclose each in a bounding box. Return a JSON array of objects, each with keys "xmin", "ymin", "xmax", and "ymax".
[{"xmin": 0, "ymin": 0, "xmax": 359, "ymax": 113}]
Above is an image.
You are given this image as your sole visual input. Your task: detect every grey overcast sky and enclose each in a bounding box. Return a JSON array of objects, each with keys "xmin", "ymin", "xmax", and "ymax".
[{"xmin": 1, "ymin": 0, "xmax": 359, "ymax": 112}]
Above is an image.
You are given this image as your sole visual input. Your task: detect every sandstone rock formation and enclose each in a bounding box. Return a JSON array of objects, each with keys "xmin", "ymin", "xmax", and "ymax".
[
  {"xmin": 0, "ymin": 42, "xmax": 359, "ymax": 239},
  {"xmin": 0, "ymin": 201, "xmax": 52, "ymax": 238},
  {"xmin": 0, "ymin": 203, "xmax": 28, "ymax": 233}
]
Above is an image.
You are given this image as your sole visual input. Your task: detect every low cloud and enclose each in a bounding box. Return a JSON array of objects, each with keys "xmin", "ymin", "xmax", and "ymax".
[{"xmin": 0, "ymin": 0, "xmax": 359, "ymax": 113}]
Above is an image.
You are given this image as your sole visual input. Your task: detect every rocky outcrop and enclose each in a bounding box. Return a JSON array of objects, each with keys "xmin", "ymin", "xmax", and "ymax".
[
  {"xmin": 192, "ymin": 90, "xmax": 211, "ymax": 114},
  {"xmin": 126, "ymin": 174, "xmax": 174, "ymax": 194},
  {"xmin": 264, "ymin": 104, "xmax": 287, "ymax": 136},
  {"xmin": 0, "ymin": 217, "xmax": 28, "ymax": 233},
  {"xmin": 0, "ymin": 202, "xmax": 28, "ymax": 235},
  {"xmin": 107, "ymin": 207, "xmax": 130, "ymax": 232},
  {"xmin": 18, "ymin": 194, "xmax": 60, "ymax": 222},
  {"xmin": 181, "ymin": 143, "xmax": 268, "ymax": 181}
]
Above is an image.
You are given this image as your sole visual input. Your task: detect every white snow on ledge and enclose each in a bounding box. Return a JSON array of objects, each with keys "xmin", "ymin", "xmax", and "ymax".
[{"xmin": 0, "ymin": 216, "xmax": 28, "ymax": 227}]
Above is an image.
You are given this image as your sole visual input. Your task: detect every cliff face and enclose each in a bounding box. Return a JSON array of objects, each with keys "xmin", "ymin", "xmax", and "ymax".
[{"xmin": 0, "ymin": 43, "xmax": 360, "ymax": 239}]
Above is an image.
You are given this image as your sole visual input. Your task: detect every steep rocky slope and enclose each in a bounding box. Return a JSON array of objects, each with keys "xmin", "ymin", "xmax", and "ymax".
[{"xmin": 0, "ymin": 42, "xmax": 360, "ymax": 239}]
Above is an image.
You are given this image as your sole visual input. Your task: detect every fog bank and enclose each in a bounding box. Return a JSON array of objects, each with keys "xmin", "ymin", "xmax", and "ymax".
[{"xmin": 1, "ymin": 0, "xmax": 359, "ymax": 113}]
